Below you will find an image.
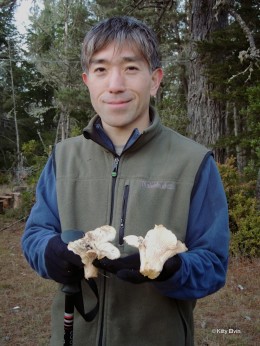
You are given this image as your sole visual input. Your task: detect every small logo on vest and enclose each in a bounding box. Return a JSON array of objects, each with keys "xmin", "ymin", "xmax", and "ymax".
[{"xmin": 141, "ymin": 181, "xmax": 176, "ymax": 190}]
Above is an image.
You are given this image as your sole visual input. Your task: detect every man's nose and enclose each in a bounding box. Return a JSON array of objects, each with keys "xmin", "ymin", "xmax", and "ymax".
[{"xmin": 108, "ymin": 70, "xmax": 126, "ymax": 93}]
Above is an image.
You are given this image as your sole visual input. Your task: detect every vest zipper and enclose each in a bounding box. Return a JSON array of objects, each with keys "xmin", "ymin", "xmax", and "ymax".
[
  {"xmin": 99, "ymin": 155, "xmax": 120, "ymax": 346},
  {"xmin": 119, "ymin": 184, "xmax": 129, "ymax": 245},
  {"xmin": 109, "ymin": 156, "xmax": 120, "ymax": 224}
]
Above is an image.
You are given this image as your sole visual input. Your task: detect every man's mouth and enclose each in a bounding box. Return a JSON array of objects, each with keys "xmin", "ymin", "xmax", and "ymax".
[{"xmin": 105, "ymin": 99, "xmax": 131, "ymax": 105}]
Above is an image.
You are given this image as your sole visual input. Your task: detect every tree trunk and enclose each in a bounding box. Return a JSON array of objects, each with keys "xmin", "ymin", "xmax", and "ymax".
[
  {"xmin": 7, "ymin": 38, "xmax": 22, "ymax": 180},
  {"xmin": 256, "ymin": 168, "xmax": 260, "ymax": 211},
  {"xmin": 187, "ymin": 0, "xmax": 228, "ymax": 162},
  {"xmin": 55, "ymin": 108, "xmax": 70, "ymax": 144}
]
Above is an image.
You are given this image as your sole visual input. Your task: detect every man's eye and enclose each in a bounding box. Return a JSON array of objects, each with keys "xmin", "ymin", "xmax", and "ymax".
[
  {"xmin": 127, "ymin": 66, "xmax": 138, "ymax": 71},
  {"xmin": 94, "ymin": 67, "xmax": 106, "ymax": 73}
]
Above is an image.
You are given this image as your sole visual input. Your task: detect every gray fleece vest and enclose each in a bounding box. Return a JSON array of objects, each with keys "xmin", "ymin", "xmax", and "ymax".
[{"xmin": 51, "ymin": 112, "xmax": 209, "ymax": 346}]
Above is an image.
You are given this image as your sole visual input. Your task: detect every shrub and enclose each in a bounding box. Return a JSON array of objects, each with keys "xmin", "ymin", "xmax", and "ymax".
[
  {"xmin": 218, "ymin": 157, "xmax": 260, "ymax": 257},
  {"xmin": 0, "ymin": 172, "xmax": 11, "ymax": 185}
]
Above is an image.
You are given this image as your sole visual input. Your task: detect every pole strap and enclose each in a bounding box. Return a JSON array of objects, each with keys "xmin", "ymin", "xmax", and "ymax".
[{"xmin": 73, "ymin": 279, "xmax": 99, "ymax": 322}]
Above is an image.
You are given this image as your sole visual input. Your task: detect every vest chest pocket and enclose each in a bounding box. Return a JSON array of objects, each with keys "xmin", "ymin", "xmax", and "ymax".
[{"xmin": 120, "ymin": 179, "xmax": 188, "ymax": 243}]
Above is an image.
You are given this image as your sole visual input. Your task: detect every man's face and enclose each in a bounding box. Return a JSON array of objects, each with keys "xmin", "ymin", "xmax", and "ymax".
[{"xmin": 82, "ymin": 42, "xmax": 163, "ymax": 141}]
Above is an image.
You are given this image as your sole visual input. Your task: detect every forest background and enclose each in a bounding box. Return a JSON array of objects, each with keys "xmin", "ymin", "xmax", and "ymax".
[{"xmin": 0, "ymin": 0, "xmax": 259, "ymax": 257}]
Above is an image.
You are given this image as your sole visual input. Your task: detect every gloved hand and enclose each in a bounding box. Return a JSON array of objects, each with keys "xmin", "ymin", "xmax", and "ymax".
[
  {"xmin": 93, "ymin": 253, "xmax": 140, "ymax": 273},
  {"xmin": 44, "ymin": 234, "xmax": 84, "ymax": 284},
  {"xmin": 94, "ymin": 253, "xmax": 181, "ymax": 284}
]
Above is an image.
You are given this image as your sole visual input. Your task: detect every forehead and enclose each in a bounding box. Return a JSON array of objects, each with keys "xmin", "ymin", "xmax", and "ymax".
[{"xmin": 89, "ymin": 41, "xmax": 147, "ymax": 65}]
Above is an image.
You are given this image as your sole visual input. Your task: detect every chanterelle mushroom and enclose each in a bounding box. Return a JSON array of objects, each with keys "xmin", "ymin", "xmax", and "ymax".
[
  {"xmin": 124, "ymin": 224, "xmax": 188, "ymax": 279},
  {"xmin": 68, "ymin": 225, "xmax": 120, "ymax": 279}
]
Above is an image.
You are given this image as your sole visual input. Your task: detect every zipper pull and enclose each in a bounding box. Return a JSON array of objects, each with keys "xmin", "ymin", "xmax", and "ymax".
[{"xmin": 112, "ymin": 157, "xmax": 120, "ymax": 178}]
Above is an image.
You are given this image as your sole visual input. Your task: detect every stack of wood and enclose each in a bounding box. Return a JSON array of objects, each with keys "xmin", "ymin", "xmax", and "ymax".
[{"xmin": 0, "ymin": 192, "xmax": 21, "ymax": 214}]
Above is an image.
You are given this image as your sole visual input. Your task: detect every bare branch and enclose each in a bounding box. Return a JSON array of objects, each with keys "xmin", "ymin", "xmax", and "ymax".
[{"xmin": 228, "ymin": 62, "xmax": 252, "ymax": 82}]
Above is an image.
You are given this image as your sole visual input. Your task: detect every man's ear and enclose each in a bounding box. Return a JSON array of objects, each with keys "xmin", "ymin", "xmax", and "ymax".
[
  {"xmin": 150, "ymin": 68, "xmax": 163, "ymax": 97},
  {"xmin": 82, "ymin": 72, "xmax": 88, "ymax": 86}
]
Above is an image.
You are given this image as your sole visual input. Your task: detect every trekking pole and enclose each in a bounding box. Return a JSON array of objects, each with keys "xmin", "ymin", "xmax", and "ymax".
[
  {"xmin": 61, "ymin": 230, "xmax": 85, "ymax": 346},
  {"xmin": 61, "ymin": 282, "xmax": 81, "ymax": 346}
]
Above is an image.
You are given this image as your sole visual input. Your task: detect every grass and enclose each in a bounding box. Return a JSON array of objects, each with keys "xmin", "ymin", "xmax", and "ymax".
[{"xmin": 0, "ymin": 219, "xmax": 259, "ymax": 345}]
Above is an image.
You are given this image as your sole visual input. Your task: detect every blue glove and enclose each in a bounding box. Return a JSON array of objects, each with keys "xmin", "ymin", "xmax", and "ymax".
[
  {"xmin": 44, "ymin": 234, "xmax": 84, "ymax": 284},
  {"xmin": 94, "ymin": 253, "xmax": 181, "ymax": 284}
]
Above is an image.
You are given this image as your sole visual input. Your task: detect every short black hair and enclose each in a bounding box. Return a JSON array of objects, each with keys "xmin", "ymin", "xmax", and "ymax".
[{"xmin": 81, "ymin": 16, "xmax": 161, "ymax": 72}]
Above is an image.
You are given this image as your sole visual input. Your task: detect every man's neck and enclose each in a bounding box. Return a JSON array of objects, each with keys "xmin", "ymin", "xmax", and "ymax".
[{"xmin": 101, "ymin": 118, "xmax": 150, "ymax": 147}]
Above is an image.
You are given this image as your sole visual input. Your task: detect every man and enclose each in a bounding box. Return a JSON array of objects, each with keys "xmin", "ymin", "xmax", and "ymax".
[{"xmin": 22, "ymin": 16, "xmax": 229, "ymax": 346}]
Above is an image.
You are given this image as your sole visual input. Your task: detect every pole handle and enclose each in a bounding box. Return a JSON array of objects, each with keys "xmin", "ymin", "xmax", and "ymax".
[{"xmin": 62, "ymin": 282, "xmax": 81, "ymax": 295}]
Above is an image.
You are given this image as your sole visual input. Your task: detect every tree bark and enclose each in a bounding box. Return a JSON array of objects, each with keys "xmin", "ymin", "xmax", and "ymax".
[
  {"xmin": 187, "ymin": 0, "xmax": 228, "ymax": 162},
  {"xmin": 256, "ymin": 168, "xmax": 260, "ymax": 211},
  {"xmin": 7, "ymin": 38, "xmax": 22, "ymax": 180},
  {"xmin": 233, "ymin": 104, "xmax": 246, "ymax": 171}
]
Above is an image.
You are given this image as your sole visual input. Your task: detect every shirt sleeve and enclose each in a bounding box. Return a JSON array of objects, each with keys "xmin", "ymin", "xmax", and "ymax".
[
  {"xmin": 153, "ymin": 155, "xmax": 230, "ymax": 299},
  {"xmin": 21, "ymin": 154, "xmax": 61, "ymax": 278}
]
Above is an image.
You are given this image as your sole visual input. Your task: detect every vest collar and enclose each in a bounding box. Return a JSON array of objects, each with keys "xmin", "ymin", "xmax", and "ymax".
[{"xmin": 83, "ymin": 106, "xmax": 162, "ymax": 155}]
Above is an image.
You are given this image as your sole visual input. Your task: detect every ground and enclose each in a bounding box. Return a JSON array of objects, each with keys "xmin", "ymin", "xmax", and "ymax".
[{"xmin": 0, "ymin": 220, "xmax": 259, "ymax": 345}]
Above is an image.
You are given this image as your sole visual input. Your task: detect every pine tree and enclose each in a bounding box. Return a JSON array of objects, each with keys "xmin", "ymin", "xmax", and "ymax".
[
  {"xmin": 27, "ymin": 0, "xmax": 93, "ymax": 142},
  {"xmin": 0, "ymin": 0, "xmax": 22, "ymax": 176}
]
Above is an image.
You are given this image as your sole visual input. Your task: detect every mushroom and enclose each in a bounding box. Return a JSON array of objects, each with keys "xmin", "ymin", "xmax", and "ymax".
[
  {"xmin": 68, "ymin": 225, "xmax": 120, "ymax": 279},
  {"xmin": 124, "ymin": 224, "xmax": 188, "ymax": 279}
]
